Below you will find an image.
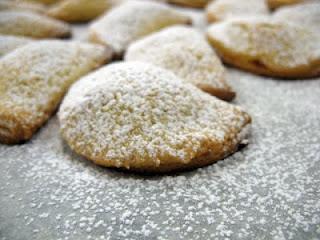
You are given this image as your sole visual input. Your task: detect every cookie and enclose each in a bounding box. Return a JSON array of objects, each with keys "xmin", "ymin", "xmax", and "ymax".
[
  {"xmin": 88, "ymin": 0, "xmax": 191, "ymax": 58},
  {"xmin": 267, "ymin": 0, "xmax": 305, "ymax": 9},
  {"xmin": 0, "ymin": 35, "xmax": 33, "ymax": 57},
  {"xmin": 207, "ymin": 18, "xmax": 320, "ymax": 78},
  {"xmin": 274, "ymin": 1, "xmax": 320, "ymax": 33},
  {"xmin": 0, "ymin": 40, "xmax": 111, "ymax": 144},
  {"xmin": 59, "ymin": 62, "xmax": 251, "ymax": 173},
  {"xmin": 168, "ymin": 0, "xmax": 210, "ymax": 8},
  {"xmin": 0, "ymin": 10, "xmax": 71, "ymax": 39},
  {"xmin": 206, "ymin": 0, "xmax": 269, "ymax": 23},
  {"xmin": 47, "ymin": 0, "xmax": 113, "ymax": 22},
  {"xmin": 125, "ymin": 26, "xmax": 235, "ymax": 101},
  {"xmin": 0, "ymin": 0, "xmax": 46, "ymax": 13}
]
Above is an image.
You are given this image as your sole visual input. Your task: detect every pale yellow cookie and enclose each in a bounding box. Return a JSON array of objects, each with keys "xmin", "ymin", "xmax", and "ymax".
[
  {"xmin": 267, "ymin": 0, "xmax": 305, "ymax": 9},
  {"xmin": 207, "ymin": 18, "xmax": 320, "ymax": 78},
  {"xmin": 88, "ymin": 0, "xmax": 191, "ymax": 58},
  {"xmin": 47, "ymin": 0, "xmax": 113, "ymax": 22},
  {"xmin": 0, "ymin": 40, "xmax": 112, "ymax": 144},
  {"xmin": 274, "ymin": 1, "xmax": 320, "ymax": 33},
  {"xmin": 206, "ymin": 0, "xmax": 269, "ymax": 23},
  {"xmin": 0, "ymin": 34, "xmax": 33, "ymax": 57},
  {"xmin": 59, "ymin": 62, "xmax": 251, "ymax": 173},
  {"xmin": 125, "ymin": 26, "xmax": 235, "ymax": 101},
  {"xmin": 0, "ymin": 10, "xmax": 71, "ymax": 38},
  {"xmin": 0, "ymin": 0, "xmax": 46, "ymax": 13},
  {"xmin": 168, "ymin": 0, "xmax": 210, "ymax": 8}
]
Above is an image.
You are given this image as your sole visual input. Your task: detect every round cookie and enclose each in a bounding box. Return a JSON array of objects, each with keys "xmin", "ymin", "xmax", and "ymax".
[
  {"xmin": 273, "ymin": 1, "xmax": 320, "ymax": 33},
  {"xmin": 59, "ymin": 62, "xmax": 251, "ymax": 173},
  {"xmin": 0, "ymin": 35, "xmax": 33, "ymax": 57},
  {"xmin": 168, "ymin": 0, "xmax": 210, "ymax": 8},
  {"xmin": 207, "ymin": 18, "xmax": 320, "ymax": 78},
  {"xmin": 47, "ymin": 0, "xmax": 114, "ymax": 22},
  {"xmin": 88, "ymin": 0, "xmax": 191, "ymax": 58},
  {"xmin": 0, "ymin": 10, "xmax": 71, "ymax": 39},
  {"xmin": 206, "ymin": 0, "xmax": 269, "ymax": 23},
  {"xmin": 125, "ymin": 26, "xmax": 235, "ymax": 101}
]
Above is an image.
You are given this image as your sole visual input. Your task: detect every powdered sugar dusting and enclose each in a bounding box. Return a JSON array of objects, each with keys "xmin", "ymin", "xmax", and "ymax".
[
  {"xmin": 1, "ymin": 68, "xmax": 320, "ymax": 239},
  {"xmin": 273, "ymin": 1, "xmax": 320, "ymax": 33},
  {"xmin": 89, "ymin": 0, "xmax": 191, "ymax": 56},
  {"xmin": 0, "ymin": 10, "xmax": 71, "ymax": 38},
  {"xmin": 0, "ymin": 40, "xmax": 108, "ymax": 130},
  {"xmin": 0, "ymin": 34, "xmax": 33, "ymax": 57},
  {"xmin": 0, "ymin": 0, "xmax": 45, "ymax": 13},
  {"xmin": 59, "ymin": 62, "xmax": 250, "ymax": 170},
  {"xmin": 206, "ymin": 0, "xmax": 269, "ymax": 22},
  {"xmin": 125, "ymin": 26, "xmax": 231, "ymax": 91},
  {"xmin": 1, "ymin": 5, "xmax": 320, "ymax": 240},
  {"xmin": 207, "ymin": 17, "xmax": 320, "ymax": 68}
]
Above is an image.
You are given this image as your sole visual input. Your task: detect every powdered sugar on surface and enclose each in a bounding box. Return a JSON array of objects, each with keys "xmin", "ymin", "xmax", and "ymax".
[
  {"xmin": 0, "ymin": 68, "xmax": 320, "ymax": 240},
  {"xmin": 1, "ymin": 7, "xmax": 320, "ymax": 240}
]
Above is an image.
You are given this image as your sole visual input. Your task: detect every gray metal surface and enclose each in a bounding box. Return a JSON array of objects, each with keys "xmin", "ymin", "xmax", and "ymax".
[{"xmin": 1, "ymin": 9, "xmax": 320, "ymax": 240}]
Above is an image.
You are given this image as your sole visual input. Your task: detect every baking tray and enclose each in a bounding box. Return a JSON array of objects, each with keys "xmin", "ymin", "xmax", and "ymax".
[{"xmin": 1, "ymin": 8, "xmax": 320, "ymax": 240}]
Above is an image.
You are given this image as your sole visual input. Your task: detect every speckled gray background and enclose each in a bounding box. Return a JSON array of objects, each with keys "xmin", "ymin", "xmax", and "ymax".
[{"xmin": 1, "ymin": 7, "xmax": 320, "ymax": 240}]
